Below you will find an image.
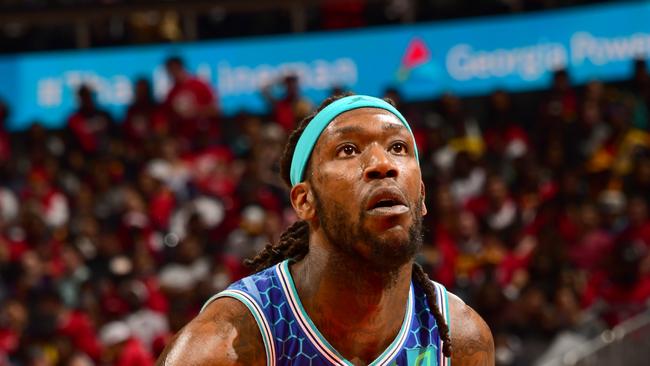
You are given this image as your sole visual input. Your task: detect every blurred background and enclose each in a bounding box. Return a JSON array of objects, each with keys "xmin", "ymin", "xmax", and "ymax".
[{"xmin": 1, "ymin": 0, "xmax": 650, "ymax": 365}]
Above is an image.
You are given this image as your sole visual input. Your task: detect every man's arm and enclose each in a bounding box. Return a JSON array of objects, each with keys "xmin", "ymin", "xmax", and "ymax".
[
  {"xmin": 448, "ymin": 293, "xmax": 495, "ymax": 366},
  {"xmin": 156, "ymin": 297, "xmax": 266, "ymax": 366}
]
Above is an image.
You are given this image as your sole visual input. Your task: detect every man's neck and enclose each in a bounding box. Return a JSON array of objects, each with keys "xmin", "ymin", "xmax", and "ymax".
[{"xmin": 290, "ymin": 237, "xmax": 413, "ymax": 364}]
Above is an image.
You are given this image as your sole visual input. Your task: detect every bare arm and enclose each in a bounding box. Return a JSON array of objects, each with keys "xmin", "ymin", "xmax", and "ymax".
[
  {"xmin": 448, "ymin": 293, "xmax": 495, "ymax": 366},
  {"xmin": 156, "ymin": 297, "xmax": 266, "ymax": 366}
]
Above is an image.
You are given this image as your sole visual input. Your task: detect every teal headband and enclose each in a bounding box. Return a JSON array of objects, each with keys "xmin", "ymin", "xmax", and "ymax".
[{"xmin": 289, "ymin": 95, "xmax": 419, "ymax": 186}]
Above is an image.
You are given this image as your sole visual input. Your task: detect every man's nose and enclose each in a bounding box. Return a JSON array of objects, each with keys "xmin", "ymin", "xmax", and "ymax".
[{"xmin": 363, "ymin": 145, "xmax": 398, "ymax": 181}]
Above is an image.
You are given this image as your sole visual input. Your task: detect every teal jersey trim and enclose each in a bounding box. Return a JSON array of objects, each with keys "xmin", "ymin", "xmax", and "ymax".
[{"xmin": 443, "ymin": 287, "xmax": 451, "ymax": 366}]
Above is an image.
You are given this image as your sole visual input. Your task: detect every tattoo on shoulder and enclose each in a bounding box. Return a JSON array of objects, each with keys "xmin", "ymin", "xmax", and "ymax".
[
  {"xmin": 156, "ymin": 299, "xmax": 266, "ymax": 366},
  {"xmin": 203, "ymin": 300, "xmax": 266, "ymax": 365},
  {"xmin": 451, "ymin": 301, "xmax": 495, "ymax": 366},
  {"xmin": 454, "ymin": 328, "xmax": 493, "ymax": 366},
  {"xmin": 228, "ymin": 308, "xmax": 266, "ymax": 364}
]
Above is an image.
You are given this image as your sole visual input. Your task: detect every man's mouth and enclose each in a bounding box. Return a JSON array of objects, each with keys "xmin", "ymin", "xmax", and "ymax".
[{"xmin": 366, "ymin": 190, "xmax": 410, "ymax": 216}]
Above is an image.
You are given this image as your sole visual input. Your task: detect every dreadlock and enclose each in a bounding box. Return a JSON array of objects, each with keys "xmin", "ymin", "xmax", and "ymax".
[{"xmin": 244, "ymin": 93, "xmax": 452, "ymax": 358}]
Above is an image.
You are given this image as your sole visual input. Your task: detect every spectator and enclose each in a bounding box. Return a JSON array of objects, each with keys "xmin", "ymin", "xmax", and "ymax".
[
  {"xmin": 450, "ymin": 151, "xmax": 486, "ymax": 205},
  {"xmin": 466, "ymin": 175, "xmax": 519, "ymax": 245},
  {"xmin": 99, "ymin": 321, "xmax": 154, "ymax": 366},
  {"xmin": 435, "ymin": 93, "xmax": 485, "ymax": 159},
  {"xmin": 21, "ymin": 167, "xmax": 69, "ymax": 229},
  {"xmin": 581, "ymin": 236, "xmax": 650, "ymax": 326},
  {"xmin": 123, "ymin": 78, "xmax": 167, "ymax": 144},
  {"xmin": 565, "ymin": 202, "xmax": 614, "ymax": 272},
  {"xmin": 483, "ymin": 90, "xmax": 529, "ymax": 163},
  {"xmin": 122, "ymin": 279, "xmax": 169, "ymax": 352},
  {"xmin": 0, "ymin": 300, "xmax": 26, "ymax": 362},
  {"xmin": 67, "ymin": 84, "xmax": 115, "ymax": 155},
  {"xmin": 224, "ymin": 205, "xmax": 268, "ymax": 261},
  {"xmin": 163, "ymin": 56, "xmax": 219, "ymax": 151},
  {"xmin": 139, "ymin": 164, "xmax": 176, "ymax": 231},
  {"xmin": 0, "ymin": 185, "xmax": 18, "ymax": 226},
  {"xmin": 262, "ymin": 74, "xmax": 313, "ymax": 132},
  {"xmin": 540, "ymin": 68, "xmax": 577, "ymax": 126}
]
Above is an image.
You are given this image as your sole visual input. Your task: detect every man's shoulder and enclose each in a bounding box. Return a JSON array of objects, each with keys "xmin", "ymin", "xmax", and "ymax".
[
  {"xmin": 156, "ymin": 297, "xmax": 265, "ymax": 366},
  {"xmin": 447, "ymin": 292, "xmax": 495, "ymax": 366}
]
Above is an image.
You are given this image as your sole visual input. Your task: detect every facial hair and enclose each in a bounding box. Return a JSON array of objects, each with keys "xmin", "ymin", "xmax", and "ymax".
[{"xmin": 312, "ymin": 188, "xmax": 424, "ymax": 273}]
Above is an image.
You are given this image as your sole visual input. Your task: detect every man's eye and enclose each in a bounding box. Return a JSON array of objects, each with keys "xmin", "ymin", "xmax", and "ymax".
[
  {"xmin": 390, "ymin": 142, "xmax": 408, "ymax": 155},
  {"xmin": 337, "ymin": 144, "xmax": 359, "ymax": 157}
]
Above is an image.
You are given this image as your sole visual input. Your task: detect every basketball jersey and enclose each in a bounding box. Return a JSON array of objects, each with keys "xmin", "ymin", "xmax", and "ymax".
[{"xmin": 202, "ymin": 260, "xmax": 452, "ymax": 366}]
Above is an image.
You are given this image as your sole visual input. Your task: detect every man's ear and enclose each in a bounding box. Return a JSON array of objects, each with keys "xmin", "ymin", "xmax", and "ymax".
[
  {"xmin": 420, "ymin": 181, "xmax": 427, "ymax": 217},
  {"xmin": 290, "ymin": 182, "xmax": 316, "ymax": 221}
]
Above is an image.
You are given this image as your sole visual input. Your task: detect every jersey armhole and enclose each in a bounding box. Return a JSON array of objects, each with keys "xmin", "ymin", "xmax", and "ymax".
[
  {"xmin": 201, "ymin": 290, "xmax": 276, "ymax": 366},
  {"xmin": 443, "ymin": 285, "xmax": 451, "ymax": 366},
  {"xmin": 432, "ymin": 281, "xmax": 452, "ymax": 366}
]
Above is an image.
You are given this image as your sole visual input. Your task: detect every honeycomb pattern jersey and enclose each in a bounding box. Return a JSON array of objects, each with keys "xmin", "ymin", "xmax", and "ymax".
[{"xmin": 201, "ymin": 260, "xmax": 451, "ymax": 366}]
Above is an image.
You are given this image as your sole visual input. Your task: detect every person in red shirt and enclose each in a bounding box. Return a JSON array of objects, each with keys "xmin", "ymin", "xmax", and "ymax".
[
  {"xmin": 100, "ymin": 321, "xmax": 154, "ymax": 366},
  {"xmin": 582, "ymin": 238, "xmax": 650, "ymax": 326},
  {"xmin": 0, "ymin": 300, "xmax": 26, "ymax": 361},
  {"xmin": 163, "ymin": 56, "xmax": 219, "ymax": 151},
  {"xmin": 58, "ymin": 309, "xmax": 103, "ymax": 361},
  {"xmin": 262, "ymin": 74, "xmax": 313, "ymax": 132},
  {"xmin": 21, "ymin": 168, "xmax": 69, "ymax": 229},
  {"xmin": 627, "ymin": 196, "xmax": 650, "ymax": 245},
  {"xmin": 540, "ymin": 69, "xmax": 578, "ymax": 126},
  {"xmin": 139, "ymin": 164, "xmax": 176, "ymax": 231},
  {"xmin": 123, "ymin": 78, "xmax": 167, "ymax": 144},
  {"xmin": 67, "ymin": 85, "xmax": 115, "ymax": 155},
  {"xmin": 26, "ymin": 290, "xmax": 103, "ymax": 362}
]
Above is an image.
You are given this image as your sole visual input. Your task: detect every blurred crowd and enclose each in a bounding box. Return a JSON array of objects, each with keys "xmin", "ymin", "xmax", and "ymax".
[
  {"xmin": 0, "ymin": 0, "xmax": 624, "ymax": 54},
  {"xmin": 0, "ymin": 0, "xmax": 620, "ymax": 14},
  {"xmin": 0, "ymin": 55, "xmax": 649, "ymax": 366}
]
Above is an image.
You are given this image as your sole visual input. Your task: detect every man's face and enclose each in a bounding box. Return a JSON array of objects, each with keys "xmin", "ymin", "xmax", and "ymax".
[{"xmin": 308, "ymin": 107, "xmax": 426, "ymax": 270}]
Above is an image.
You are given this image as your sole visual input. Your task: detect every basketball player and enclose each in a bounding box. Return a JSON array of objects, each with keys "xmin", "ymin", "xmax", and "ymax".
[{"xmin": 157, "ymin": 94, "xmax": 494, "ymax": 365}]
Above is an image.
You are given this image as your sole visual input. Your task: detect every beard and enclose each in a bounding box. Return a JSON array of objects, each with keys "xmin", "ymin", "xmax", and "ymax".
[{"xmin": 312, "ymin": 188, "xmax": 424, "ymax": 273}]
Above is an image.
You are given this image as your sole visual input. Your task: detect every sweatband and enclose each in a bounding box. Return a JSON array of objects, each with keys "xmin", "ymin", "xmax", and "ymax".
[{"xmin": 289, "ymin": 95, "xmax": 419, "ymax": 186}]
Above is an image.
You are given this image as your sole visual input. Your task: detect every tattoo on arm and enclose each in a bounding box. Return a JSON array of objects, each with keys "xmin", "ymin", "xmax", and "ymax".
[
  {"xmin": 450, "ymin": 295, "xmax": 495, "ymax": 366},
  {"xmin": 453, "ymin": 328, "xmax": 494, "ymax": 366},
  {"xmin": 155, "ymin": 298, "xmax": 266, "ymax": 366},
  {"xmin": 228, "ymin": 310, "xmax": 266, "ymax": 365}
]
